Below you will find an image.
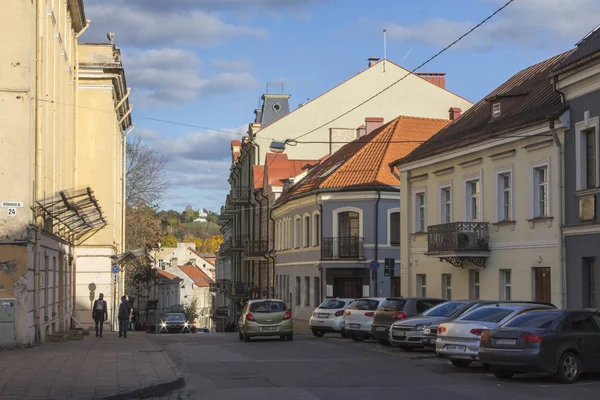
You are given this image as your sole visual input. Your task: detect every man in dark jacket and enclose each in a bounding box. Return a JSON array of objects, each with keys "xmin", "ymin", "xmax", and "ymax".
[
  {"xmin": 92, "ymin": 293, "xmax": 108, "ymax": 337},
  {"xmin": 118, "ymin": 295, "xmax": 131, "ymax": 338}
]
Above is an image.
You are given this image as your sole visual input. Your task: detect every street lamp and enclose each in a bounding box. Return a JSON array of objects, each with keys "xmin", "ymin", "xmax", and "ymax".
[{"xmin": 269, "ymin": 140, "xmax": 286, "ymax": 154}]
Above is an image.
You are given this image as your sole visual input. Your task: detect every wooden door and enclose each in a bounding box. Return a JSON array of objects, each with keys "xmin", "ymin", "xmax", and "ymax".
[
  {"xmin": 534, "ymin": 267, "xmax": 551, "ymax": 303},
  {"xmin": 334, "ymin": 278, "xmax": 362, "ymax": 298}
]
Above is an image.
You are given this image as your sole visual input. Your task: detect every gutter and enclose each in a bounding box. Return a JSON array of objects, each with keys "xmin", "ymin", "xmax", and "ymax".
[
  {"xmin": 264, "ymin": 189, "xmax": 277, "ymax": 299},
  {"xmin": 272, "ymin": 185, "xmax": 399, "ymax": 211},
  {"xmin": 374, "ymin": 189, "xmax": 381, "ymax": 296}
]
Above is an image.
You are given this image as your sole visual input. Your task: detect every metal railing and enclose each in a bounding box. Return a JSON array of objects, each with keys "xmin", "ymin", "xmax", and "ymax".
[
  {"xmin": 321, "ymin": 237, "xmax": 364, "ymax": 260},
  {"xmin": 427, "ymin": 222, "xmax": 489, "ymax": 253}
]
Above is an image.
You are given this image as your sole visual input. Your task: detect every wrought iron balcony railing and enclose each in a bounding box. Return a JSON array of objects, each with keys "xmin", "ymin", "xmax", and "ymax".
[
  {"xmin": 245, "ymin": 239, "xmax": 268, "ymax": 257},
  {"xmin": 321, "ymin": 237, "xmax": 364, "ymax": 260},
  {"xmin": 427, "ymin": 222, "xmax": 489, "ymax": 254}
]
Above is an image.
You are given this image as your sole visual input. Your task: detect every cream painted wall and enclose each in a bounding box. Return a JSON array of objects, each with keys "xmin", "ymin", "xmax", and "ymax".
[
  {"xmin": 398, "ymin": 125, "xmax": 564, "ymax": 306},
  {"xmin": 253, "ymin": 61, "xmax": 473, "ymax": 164}
]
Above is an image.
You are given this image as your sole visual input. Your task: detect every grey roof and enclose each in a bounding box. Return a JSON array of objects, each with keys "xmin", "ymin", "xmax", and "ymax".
[
  {"xmin": 260, "ymin": 94, "xmax": 291, "ymax": 127},
  {"xmin": 552, "ymin": 25, "xmax": 600, "ymax": 74}
]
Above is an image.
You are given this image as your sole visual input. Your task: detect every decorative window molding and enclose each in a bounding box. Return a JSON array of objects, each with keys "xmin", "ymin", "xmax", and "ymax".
[
  {"xmin": 332, "ymin": 206, "xmax": 363, "ymax": 238},
  {"xmin": 575, "ymin": 111, "xmax": 599, "ymax": 191},
  {"xmin": 523, "ymin": 140, "xmax": 553, "ymax": 152},
  {"xmin": 433, "ymin": 167, "xmax": 455, "ymax": 176},
  {"xmin": 387, "ymin": 207, "xmax": 401, "ymax": 246},
  {"xmin": 459, "ymin": 157, "xmax": 483, "ymax": 168},
  {"xmin": 528, "ymin": 158, "xmax": 552, "ymax": 227},
  {"xmin": 413, "ymin": 189, "xmax": 427, "ymax": 233},
  {"xmin": 489, "ymin": 149, "xmax": 516, "ymax": 161},
  {"xmin": 464, "ymin": 171, "xmax": 482, "ymax": 222},
  {"xmin": 409, "ymin": 173, "xmax": 429, "ymax": 183},
  {"xmin": 439, "ymin": 182, "xmax": 453, "ymax": 224}
]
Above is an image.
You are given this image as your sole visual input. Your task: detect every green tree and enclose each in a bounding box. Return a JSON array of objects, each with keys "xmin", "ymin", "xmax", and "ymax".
[
  {"xmin": 161, "ymin": 235, "xmax": 178, "ymax": 247},
  {"xmin": 183, "ymin": 297, "xmax": 199, "ymax": 325}
]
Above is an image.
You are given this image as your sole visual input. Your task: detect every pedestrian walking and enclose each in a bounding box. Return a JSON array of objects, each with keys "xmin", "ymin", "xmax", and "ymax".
[
  {"xmin": 92, "ymin": 293, "xmax": 108, "ymax": 337},
  {"xmin": 118, "ymin": 295, "xmax": 131, "ymax": 338}
]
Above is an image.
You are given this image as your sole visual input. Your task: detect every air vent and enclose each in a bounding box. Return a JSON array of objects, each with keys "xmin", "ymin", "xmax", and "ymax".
[{"xmin": 492, "ymin": 103, "xmax": 501, "ymax": 118}]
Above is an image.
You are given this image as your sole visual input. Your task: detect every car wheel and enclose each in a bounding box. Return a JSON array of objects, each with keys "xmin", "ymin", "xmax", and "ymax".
[
  {"xmin": 398, "ymin": 346, "xmax": 414, "ymax": 352},
  {"xmin": 492, "ymin": 369, "xmax": 514, "ymax": 380},
  {"xmin": 340, "ymin": 329, "xmax": 348, "ymax": 339},
  {"xmin": 350, "ymin": 334, "xmax": 365, "ymax": 342},
  {"xmin": 482, "ymin": 363, "xmax": 491, "ymax": 370},
  {"xmin": 312, "ymin": 330, "xmax": 325, "ymax": 338},
  {"xmin": 280, "ymin": 335, "xmax": 286, "ymax": 340},
  {"xmin": 243, "ymin": 332, "xmax": 251, "ymax": 342},
  {"xmin": 554, "ymin": 351, "xmax": 581, "ymax": 384},
  {"xmin": 378, "ymin": 339, "xmax": 391, "ymax": 346},
  {"xmin": 286, "ymin": 334, "xmax": 294, "ymax": 341},
  {"xmin": 450, "ymin": 359, "xmax": 472, "ymax": 368},
  {"xmin": 238, "ymin": 331, "xmax": 244, "ymax": 341}
]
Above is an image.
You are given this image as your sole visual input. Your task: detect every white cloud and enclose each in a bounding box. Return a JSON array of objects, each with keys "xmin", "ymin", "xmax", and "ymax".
[
  {"xmin": 84, "ymin": 3, "xmax": 268, "ymax": 48},
  {"xmin": 212, "ymin": 59, "xmax": 254, "ymax": 72},
  {"xmin": 88, "ymin": 0, "xmax": 326, "ymax": 13},
  {"xmin": 122, "ymin": 49, "xmax": 258, "ymax": 106},
  {"xmin": 384, "ymin": 0, "xmax": 600, "ymax": 51}
]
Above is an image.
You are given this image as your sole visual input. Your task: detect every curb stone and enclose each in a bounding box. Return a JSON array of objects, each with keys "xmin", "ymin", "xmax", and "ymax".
[{"xmin": 97, "ymin": 376, "xmax": 185, "ymax": 400}]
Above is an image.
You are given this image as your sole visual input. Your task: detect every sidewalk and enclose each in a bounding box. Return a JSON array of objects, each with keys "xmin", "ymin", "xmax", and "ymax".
[{"xmin": 0, "ymin": 331, "xmax": 184, "ymax": 400}]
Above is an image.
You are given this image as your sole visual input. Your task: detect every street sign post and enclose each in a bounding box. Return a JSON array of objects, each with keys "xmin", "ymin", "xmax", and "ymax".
[{"xmin": 369, "ymin": 260, "xmax": 379, "ymax": 270}]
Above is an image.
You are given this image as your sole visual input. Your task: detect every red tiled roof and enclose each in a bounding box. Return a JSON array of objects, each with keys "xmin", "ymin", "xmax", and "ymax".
[
  {"xmin": 157, "ymin": 270, "xmax": 181, "ymax": 281},
  {"xmin": 203, "ymin": 257, "xmax": 216, "ymax": 266},
  {"xmin": 177, "ymin": 265, "xmax": 214, "ymax": 287},
  {"xmin": 275, "ymin": 115, "xmax": 450, "ymax": 205},
  {"xmin": 392, "ymin": 51, "xmax": 571, "ymax": 168},
  {"xmin": 253, "ymin": 165, "xmax": 265, "ymax": 190}
]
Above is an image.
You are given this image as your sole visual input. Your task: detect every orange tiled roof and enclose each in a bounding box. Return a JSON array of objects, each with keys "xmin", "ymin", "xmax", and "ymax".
[
  {"xmin": 157, "ymin": 270, "xmax": 181, "ymax": 281},
  {"xmin": 177, "ymin": 265, "xmax": 214, "ymax": 287},
  {"xmin": 253, "ymin": 165, "xmax": 265, "ymax": 190},
  {"xmin": 275, "ymin": 115, "xmax": 450, "ymax": 205},
  {"xmin": 263, "ymin": 153, "xmax": 321, "ymax": 188}
]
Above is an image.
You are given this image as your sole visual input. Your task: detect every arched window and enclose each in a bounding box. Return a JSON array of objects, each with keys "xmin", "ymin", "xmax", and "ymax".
[
  {"xmin": 295, "ymin": 216, "xmax": 302, "ymax": 248},
  {"xmin": 313, "ymin": 213, "xmax": 320, "ymax": 246},
  {"xmin": 304, "ymin": 215, "xmax": 310, "ymax": 247}
]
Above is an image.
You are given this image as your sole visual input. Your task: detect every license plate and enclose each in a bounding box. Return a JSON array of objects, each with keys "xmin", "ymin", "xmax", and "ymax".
[
  {"xmin": 261, "ymin": 326, "xmax": 278, "ymax": 332},
  {"xmin": 392, "ymin": 331, "xmax": 405, "ymax": 337},
  {"xmin": 446, "ymin": 345, "xmax": 466, "ymax": 351},
  {"xmin": 376, "ymin": 327, "xmax": 386, "ymax": 331},
  {"xmin": 318, "ymin": 313, "xmax": 329, "ymax": 318},
  {"xmin": 495, "ymin": 338, "xmax": 516, "ymax": 346},
  {"xmin": 349, "ymin": 323, "xmax": 360, "ymax": 329}
]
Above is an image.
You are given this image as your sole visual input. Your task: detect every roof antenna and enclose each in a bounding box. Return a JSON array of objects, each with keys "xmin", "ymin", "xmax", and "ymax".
[{"xmin": 383, "ymin": 29, "xmax": 387, "ymax": 73}]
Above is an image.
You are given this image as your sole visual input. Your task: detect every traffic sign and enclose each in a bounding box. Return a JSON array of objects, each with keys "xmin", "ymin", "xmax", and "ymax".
[
  {"xmin": 112, "ymin": 265, "xmax": 120, "ymax": 274},
  {"xmin": 369, "ymin": 260, "xmax": 379, "ymax": 270}
]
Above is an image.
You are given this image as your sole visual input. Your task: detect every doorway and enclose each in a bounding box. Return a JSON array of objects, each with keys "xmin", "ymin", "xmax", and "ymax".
[
  {"xmin": 333, "ymin": 278, "xmax": 362, "ymax": 298},
  {"xmin": 533, "ymin": 267, "xmax": 551, "ymax": 303}
]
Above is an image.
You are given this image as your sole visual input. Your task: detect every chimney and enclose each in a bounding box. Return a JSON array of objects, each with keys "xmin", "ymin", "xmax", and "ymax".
[
  {"xmin": 368, "ymin": 57, "xmax": 380, "ymax": 68},
  {"xmin": 357, "ymin": 125, "xmax": 366, "ymax": 138},
  {"xmin": 416, "ymin": 72, "xmax": 446, "ymax": 89},
  {"xmin": 449, "ymin": 107, "xmax": 462, "ymax": 121},
  {"xmin": 365, "ymin": 117, "xmax": 384, "ymax": 135}
]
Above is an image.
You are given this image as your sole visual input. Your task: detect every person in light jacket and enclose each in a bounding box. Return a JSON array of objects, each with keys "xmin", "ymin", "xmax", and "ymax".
[
  {"xmin": 118, "ymin": 295, "xmax": 131, "ymax": 338},
  {"xmin": 92, "ymin": 293, "xmax": 108, "ymax": 337}
]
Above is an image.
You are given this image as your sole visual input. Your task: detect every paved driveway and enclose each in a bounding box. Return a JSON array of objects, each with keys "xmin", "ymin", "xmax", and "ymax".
[{"xmin": 151, "ymin": 333, "xmax": 600, "ymax": 400}]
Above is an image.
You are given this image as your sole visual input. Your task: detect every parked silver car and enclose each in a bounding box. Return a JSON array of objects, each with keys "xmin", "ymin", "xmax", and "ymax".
[{"xmin": 436, "ymin": 303, "xmax": 555, "ymax": 368}]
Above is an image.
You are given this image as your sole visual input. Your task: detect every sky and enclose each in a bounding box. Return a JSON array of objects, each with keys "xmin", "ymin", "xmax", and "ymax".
[{"xmin": 81, "ymin": 0, "xmax": 600, "ymax": 213}]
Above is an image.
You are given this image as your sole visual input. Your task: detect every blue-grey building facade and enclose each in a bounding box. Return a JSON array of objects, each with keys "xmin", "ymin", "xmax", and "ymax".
[{"xmin": 553, "ymin": 26, "xmax": 600, "ymax": 309}]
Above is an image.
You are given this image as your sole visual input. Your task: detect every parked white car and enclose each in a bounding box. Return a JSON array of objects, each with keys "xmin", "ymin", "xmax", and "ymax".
[
  {"xmin": 343, "ymin": 298, "xmax": 387, "ymax": 341},
  {"xmin": 436, "ymin": 303, "xmax": 555, "ymax": 368},
  {"xmin": 309, "ymin": 298, "xmax": 356, "ymax": 338}
]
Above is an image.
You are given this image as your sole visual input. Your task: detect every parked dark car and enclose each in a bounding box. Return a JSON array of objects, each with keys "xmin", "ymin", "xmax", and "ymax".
[
  {"xmin": 479, "ymin": 309, "xmax": 600, "ymax": 383},
  {"xmin": 420, "ymin": 301, "xmax": 556, "ymax": 350},
  {"xmin": 371, "ymin": 297, "xmax": 444, "ymax": 345}
]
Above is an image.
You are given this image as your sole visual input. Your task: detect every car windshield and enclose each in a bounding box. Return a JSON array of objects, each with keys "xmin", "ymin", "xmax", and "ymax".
[
  {"xmin": 423, "ymin": 301, "xmax": 465, "ymax": 317},
  {"xmin": 377, "ymin": 299, "xmax": 406, "ymax": 311},
  {"xmin": 349, "ymin": 299, "xmax": 380, "ymax": 311},
  {"xmin": 459, "ymin": 307, "xmax": 513, "ymax": 323},
  {"xmin": 503, "ymin": 312, "xmax": 564, "ymax": 329},
  {"xmin": 250, "ymin": 301, "xmax": 286, "ymax": 313},
  {"xmin": 318, "ymin": 300, "xmax": 346, "ymax": 309},
  {"xmin": 164, "ymin": 314, "xmax": 184, "ymax": 322}
]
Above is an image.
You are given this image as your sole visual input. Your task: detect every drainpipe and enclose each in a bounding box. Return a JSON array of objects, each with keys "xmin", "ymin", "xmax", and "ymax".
[
  {"xmin": 550, "ymin": 117, "xmax": 566, "ymax": 309},
  {"xmin": 255, "ymin": 190, "xmax": 263, "ymax": 296},
  {"xmin": 33, "ymin": 0, "xmax": 44, "ymax": 345},
  {"xmin": 264, "ymin": 190, "xmax": 277, "ymax": 298},
  {"xmin": 374, "ymin": 189, "xmax": 381, "ymax": 296},
  {"xmin": 315, "ymin": 194, "xmax": 324, "ymax": 300}
]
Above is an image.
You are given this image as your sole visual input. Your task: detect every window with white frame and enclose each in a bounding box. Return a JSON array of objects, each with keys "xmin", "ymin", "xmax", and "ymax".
[
  {"xmin": 416, "ymin": 274, "xmax": 427, "ymax": 297},
  {"xmin": 390, "ymin": 212, "xmax": 400, "ymax": 246},
  {"xmin": 469, "ymin": 270, "xmax": 480, "ymax": 300},
  {"xmin": 304, "ymin": 216, "xmax": 310, "ymax": 247},
  {"xmin": 466, "ymin": 180, "xmax": 480, "ymax": 221},
  {"xmin": 313, "ymin": 213, "xmax": 320, "ymax": 246},
  {"xmin": 500, "ymin": 269, "xmax": 512, "ymax": 300},
  {"xmin": 441, "ymin": 187, "xmax": 452, "ymax": 224},
  {"xmin": 415, "ymin": 192, "xmax": 426, "ymax": 232},
  {"xmin": 533, "ymin": 165, "xmax": 549, "ymax": 218},
  {"xmin": 442, "ymin": 274, "xmax": 452, "ymax": 300},
  {"xmin": 497, "ymin": 172, "xmax": 512, "ymax": 221}
]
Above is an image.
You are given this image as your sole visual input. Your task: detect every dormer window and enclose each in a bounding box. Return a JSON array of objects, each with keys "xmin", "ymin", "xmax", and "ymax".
[{"xmin": 492, "ymin": 103, "xmax": 501, "ymax": 118}]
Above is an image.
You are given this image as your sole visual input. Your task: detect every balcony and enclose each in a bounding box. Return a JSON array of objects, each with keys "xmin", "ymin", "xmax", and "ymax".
[
  {"xmin": 220, "ymin": 235, "xmax": 247, "ymax": 254},
  {"xmin": 230, "ymin": 186, "xmax": 251, "ymax": 205},
  {"xmin": 426, "ymin": 222, "xmax": 490, "ymax": 268},
  {"xmin": 321, "ymin": 237, "xmax": 364, "ymax": 260},
  {"xmin": 245, "ymin": 239, "xmax": 268, "ymax": 259}
]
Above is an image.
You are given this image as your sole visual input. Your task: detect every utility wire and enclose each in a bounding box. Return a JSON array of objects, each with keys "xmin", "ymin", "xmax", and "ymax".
[{"xmin": 286, "ymin": 0, "xmax": 516, "ymax": 143}]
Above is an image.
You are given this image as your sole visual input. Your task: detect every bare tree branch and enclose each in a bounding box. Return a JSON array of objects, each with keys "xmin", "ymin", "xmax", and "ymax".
[{"xmin": 126, "ymin": 136, "xmax": 169, "ymax": 207}]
